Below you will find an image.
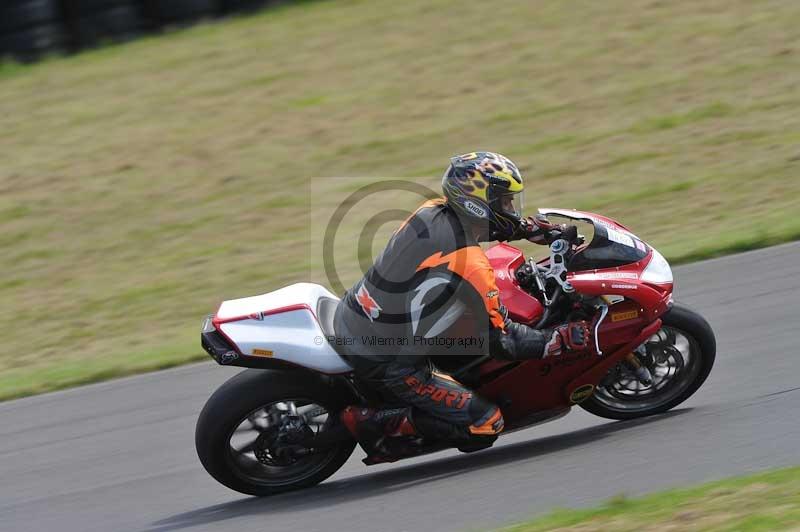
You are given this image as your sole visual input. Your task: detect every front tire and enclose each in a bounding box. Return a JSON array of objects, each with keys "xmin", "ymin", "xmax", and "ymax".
[
  {"xmin": 580, "ymin": 303, "xmax": 716, "ymax": 420},
  {"xmin": 195, "ymin": 369, "xmax": 356, "ymax": 496}
]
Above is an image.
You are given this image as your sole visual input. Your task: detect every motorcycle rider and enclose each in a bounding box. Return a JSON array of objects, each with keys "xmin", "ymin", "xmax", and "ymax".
[{"xmin": 333, "ymin": 151, "xmax": 592, "ymax": 463}]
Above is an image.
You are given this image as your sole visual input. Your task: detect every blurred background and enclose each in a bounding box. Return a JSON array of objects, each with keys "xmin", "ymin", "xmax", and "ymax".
[{"xmin": 2, "ymin": 0, "xmax": 799, "ymax": 400}]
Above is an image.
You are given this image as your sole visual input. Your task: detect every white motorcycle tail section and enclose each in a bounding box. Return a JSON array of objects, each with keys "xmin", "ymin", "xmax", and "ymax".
[{"xmin": 215, "ymin": 283, "xmax": 353, "ymax": 374}]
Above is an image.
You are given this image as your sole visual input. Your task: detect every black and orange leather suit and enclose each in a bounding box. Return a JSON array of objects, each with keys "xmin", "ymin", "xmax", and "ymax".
[{"xmin": 333, "ymin": 199, "xmax": 553, "ymax": 446}]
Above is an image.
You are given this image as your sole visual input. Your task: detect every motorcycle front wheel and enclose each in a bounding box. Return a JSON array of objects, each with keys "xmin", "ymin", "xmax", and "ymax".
[
  {"xmin": 580, "ymin": 303, "xmax": 716, "ymax": 420},
  {"xmin": 195, "ymin": 369, "xmax": 356, "ymax": 496}
]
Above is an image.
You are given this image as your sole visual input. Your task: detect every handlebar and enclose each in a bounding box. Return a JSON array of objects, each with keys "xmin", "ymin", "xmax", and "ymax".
[{"xmin": 519, "ymin": 215, "xmax": 583, "ymax": 247}]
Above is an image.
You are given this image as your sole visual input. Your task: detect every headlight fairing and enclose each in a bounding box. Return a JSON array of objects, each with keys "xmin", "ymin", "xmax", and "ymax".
[{"xmin": 641, "ymin": 248, "xmax": 673, "ymax": 284}]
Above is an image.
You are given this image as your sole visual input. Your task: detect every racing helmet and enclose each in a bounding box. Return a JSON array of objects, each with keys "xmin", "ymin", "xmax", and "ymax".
[{"xmin": 442, "ymin": 151, "xmax": 525, "ymax": 240}]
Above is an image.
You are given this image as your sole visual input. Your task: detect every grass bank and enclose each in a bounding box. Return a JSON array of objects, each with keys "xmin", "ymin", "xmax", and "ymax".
[
  {"xmin": 503, "ymin": 466, "xmax": 800, "ymax": 531},
  {"xmin": 2, "ymin": 0, "xmax": 799, "ymax": 399}
]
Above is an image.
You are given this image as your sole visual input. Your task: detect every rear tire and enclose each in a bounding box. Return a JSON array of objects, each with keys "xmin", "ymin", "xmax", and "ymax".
[
  {"xmin": 580, "ymin": 303, "xmax": 716, "ymax": 420},
  {"xmin": 195, "ymin": 369, "xmax": 356, "ymax": 496}
]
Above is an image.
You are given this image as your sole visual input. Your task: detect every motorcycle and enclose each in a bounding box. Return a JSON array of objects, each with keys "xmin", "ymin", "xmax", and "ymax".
[{"xmin": 195, "ymin": 208, "xmax": 716, "ymax": 496}]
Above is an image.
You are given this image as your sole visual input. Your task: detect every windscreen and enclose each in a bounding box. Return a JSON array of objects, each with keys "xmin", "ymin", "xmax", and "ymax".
[{"xmin": 568, "ymin": 222, "xmax": 649, "ymax": 271}]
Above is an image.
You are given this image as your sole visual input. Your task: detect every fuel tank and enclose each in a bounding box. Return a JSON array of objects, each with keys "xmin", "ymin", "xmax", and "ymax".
[{"xmin": 485, "ymin": 243, "xmax": 544, "ymax": 326}]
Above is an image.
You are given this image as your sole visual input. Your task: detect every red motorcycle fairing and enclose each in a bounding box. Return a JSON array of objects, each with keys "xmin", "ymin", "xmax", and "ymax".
[
  {"xmin": 486, "ymin": 244, "xmax": 670, "ymax": 328},
  {"xmin": 567, "ymin": 253, "xmax": 673, "ymax": 324},
  {"xmin": 475, "ymin": 318, "xmax": 662, "ymax": 422},
  {"xmin": 477, "ymin": 210, "xmax": 673, "ymax": 427}
]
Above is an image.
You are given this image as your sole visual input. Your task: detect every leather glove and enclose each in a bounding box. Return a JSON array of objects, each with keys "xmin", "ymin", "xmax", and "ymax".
[
  {"xmin": 543, "ymin": 321, "xmax": 592, "ymax": 358},
  {"xmin": 519, "ymin": 215, "xmax": 573, "ymax": 245}
]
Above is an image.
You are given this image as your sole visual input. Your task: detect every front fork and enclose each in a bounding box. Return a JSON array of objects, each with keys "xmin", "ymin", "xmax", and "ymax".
[{"xmin": 624, "ymin": 346, "xmax": 654, "ymax": 385}]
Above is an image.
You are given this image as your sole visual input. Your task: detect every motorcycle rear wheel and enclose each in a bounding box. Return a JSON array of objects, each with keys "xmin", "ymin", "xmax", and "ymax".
[
  {"xmin": 195, "ymin": 369, "xmax": 356, "ymax": 496},
  {"xmin": 580, "ymin": 303, "xmax": 716, "ymax": 420}
]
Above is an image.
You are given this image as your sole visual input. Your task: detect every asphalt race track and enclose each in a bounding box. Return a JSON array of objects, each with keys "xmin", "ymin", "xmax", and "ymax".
[{"xmin": 2, "ymin": 243, "xmax": 799, "ymax": 532}]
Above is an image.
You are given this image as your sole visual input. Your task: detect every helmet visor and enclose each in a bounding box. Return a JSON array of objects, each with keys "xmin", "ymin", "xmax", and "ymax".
[{"xmin": 499, "ymin": 191, "xmax": 524, "ymax": 217}]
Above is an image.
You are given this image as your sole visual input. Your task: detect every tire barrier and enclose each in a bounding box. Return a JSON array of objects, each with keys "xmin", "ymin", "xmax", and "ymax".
[
  {"xmin": 60, "ymin": 1, "xmax": 145, "ymax": 49},
  {"xmin": 141, "ymin": 0, "xmax": 219, "ymax": 27},
  {"xmin": 0, "ymin": 0, "xmax": 294, "ymax": 63},
  {"xmin": 0, "ymin": 0, "xmax": 60, "ymax": 34},
  {"xmin": 218, "ymin": 0, "xmax": 271, "ymax": 15},
  {"xmin": 0, "ymin": 0, "xmax": 65, "ymax": 61}
]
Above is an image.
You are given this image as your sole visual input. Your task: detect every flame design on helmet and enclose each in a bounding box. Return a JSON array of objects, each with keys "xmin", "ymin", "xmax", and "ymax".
[{"xmin": 442, "ymin": 151, "xmax": 525, "ymax": 238}]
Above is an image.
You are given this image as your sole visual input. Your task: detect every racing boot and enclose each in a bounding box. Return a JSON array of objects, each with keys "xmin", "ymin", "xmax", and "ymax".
[
  {"xmin": 340, "ymin": 406, "xmax": 420, "ymax": 464},
  {"xmin": 412, "ymin": 410, "xmax": 501, "ymax": 454}
]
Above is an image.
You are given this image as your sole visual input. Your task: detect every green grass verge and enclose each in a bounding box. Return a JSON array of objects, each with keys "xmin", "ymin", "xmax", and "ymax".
[
  {"xmin": 502, "ymin": 466, "xmax": 800, "ymax": 532},
  {"xmin": 2, "ymin": 0, "xmax": 800, "ymax": 400}
]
